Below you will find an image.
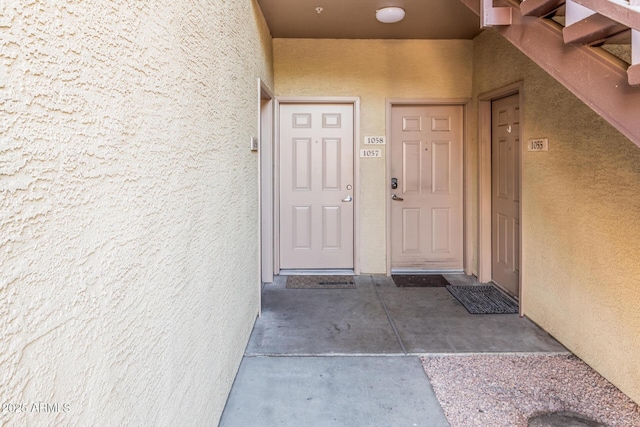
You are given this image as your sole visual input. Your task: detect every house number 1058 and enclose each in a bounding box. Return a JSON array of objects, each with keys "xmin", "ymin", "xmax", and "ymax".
[{"xmin": 364, "ymin": 136, "xmax": 385, "ymax": 144}]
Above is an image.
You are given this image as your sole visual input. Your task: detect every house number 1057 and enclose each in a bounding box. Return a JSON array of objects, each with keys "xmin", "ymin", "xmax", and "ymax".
[{"xmin": 360, "ymin": 149, "xmax": 382, "ymax": 158}]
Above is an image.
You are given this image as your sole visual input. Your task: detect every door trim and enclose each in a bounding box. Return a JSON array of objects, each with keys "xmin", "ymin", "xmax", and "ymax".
[
  {"xmin": 258, "ymin": 79, "xmax": 274, "ymax": 316},
  {"xmin": 478, "ymin": 83, "xmax": 524, "ymax": 314},
  {"xmin": 274, "ymin": 97, "xmax": 361, "ymax": 275},
  {"xmin": 385, "ymin": 98, "xmax": 472, "ymax": 276}
]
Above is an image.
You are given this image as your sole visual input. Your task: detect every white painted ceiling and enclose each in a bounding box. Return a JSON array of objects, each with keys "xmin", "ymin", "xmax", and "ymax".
[{"xmin": 256, "ymin": 0, "xmax": 482, "ymax": 39}]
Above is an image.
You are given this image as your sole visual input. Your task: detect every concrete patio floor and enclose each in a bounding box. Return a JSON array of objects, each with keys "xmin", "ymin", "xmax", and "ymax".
[{"xmin": 219, "ymin": 274, "xmax": 569, "ymax": 426}]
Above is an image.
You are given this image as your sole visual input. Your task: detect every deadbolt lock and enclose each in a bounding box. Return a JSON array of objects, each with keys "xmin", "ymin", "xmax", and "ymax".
[{"xmin": 391, "ymin": 178, "xmax": 398, "ymax": 189}]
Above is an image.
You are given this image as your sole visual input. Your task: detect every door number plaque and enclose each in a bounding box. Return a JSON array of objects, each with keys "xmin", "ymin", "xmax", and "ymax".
[
  {"xmin": 364, "ymin": 136, "xmax": 385, "ymax": 145},
  {"xmin": 360, "ymin": 149, "xmax": 382, "ymax": 158},
  {"xmin": 528, "ymin": 138, "xmax": 549, "ymax": 151}
]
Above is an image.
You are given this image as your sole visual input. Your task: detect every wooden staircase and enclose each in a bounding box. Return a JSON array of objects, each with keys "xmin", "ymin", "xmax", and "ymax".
[{"xmin": 461, "ymin": 0, "xmax": 640, "ymax": 146}]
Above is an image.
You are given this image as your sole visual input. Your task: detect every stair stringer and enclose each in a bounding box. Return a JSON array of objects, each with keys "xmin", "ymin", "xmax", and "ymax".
[{"xmin": 462, "ymin": 0, "xmax": 640, "ymax": 147}]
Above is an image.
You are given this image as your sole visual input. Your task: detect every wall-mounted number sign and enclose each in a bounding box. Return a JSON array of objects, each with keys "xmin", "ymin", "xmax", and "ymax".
[
  {"xmin": 360, "ymin": 149, "xmax": 382, "ymax": 158},
  {"xmin": 364, "ymin": 136, "xmax": 385, "ymax": 145},
  {"xmin": 528, "ymin": 138, "xmax": 549, "ymax": 151}
]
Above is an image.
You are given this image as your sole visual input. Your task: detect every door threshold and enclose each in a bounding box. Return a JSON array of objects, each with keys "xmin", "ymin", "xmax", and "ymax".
[
  {"xmin": 391, "ymin": 269, "xmax": 464, "ymax": 275},
  {"xmin": 491, "ymin": 280, "xmax": 520, "ymax": 301},
  {"xmin": 279, "ymin": 269, "xmax": 355, "ymax": 276}
]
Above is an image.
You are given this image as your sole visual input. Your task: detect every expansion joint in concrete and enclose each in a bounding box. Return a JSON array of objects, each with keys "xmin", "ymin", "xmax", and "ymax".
[{"xmin": 372, "ymin": 278, "xmax": 408, "ymax": 355}]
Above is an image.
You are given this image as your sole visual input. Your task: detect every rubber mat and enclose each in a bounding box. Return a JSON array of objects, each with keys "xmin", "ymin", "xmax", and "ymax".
[
  {"xmin": 392, "ymin": 274, "xmax": 450, "ymax": 287},
  {"xmin": 285, "ymin": 275, "xmax": 356, "ymax": 289},
  {"xmin": 446, "ymin": 285, "xmax": 518, "ymax": 314}
]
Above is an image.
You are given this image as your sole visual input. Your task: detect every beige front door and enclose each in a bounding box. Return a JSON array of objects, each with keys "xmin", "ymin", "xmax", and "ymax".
[
  {"xmin": 491, "ymin": 94, "xmax": 520, "ymax": 296},
  {"xmin": 279, "ymin": 103, "xmax": 354, "ymax": 269},
  {"xmin": 390, "ymin": 105, "xmax": 464, "ymax": 271}
]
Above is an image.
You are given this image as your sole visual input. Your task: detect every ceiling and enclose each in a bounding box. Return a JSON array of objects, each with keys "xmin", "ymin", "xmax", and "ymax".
[{"xmin": 256, "ymin": 0, "xmax": 482, "ymax": 39}]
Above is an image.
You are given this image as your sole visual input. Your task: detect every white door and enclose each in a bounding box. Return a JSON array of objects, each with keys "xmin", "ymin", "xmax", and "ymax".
[
  {"xmin": 390, "ymin": 105, "xmax": 464, "ymax": 271},
  {"xmin": 279, "ymin": 104, "xmax": 354, "ymax": 269},
  {"xmin": 491, "ymin": 94, "xmax": 520, "ymax": 296}
]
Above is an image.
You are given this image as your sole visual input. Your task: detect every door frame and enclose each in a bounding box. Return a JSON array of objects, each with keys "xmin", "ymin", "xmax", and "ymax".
[
  {"xmin": 258, "ymin": 79, "xmax": 274, "ymax": 316},
  {"xmin": 273, "ymin": 97, "xmax": 361, "ymax": 275},
  {"xmin": 385, "ymin": 98, "xmax": 472, "ymax": 276},
  {"xmin": 477, "ymin": 82, "xmax": 524, "ymax": 313}
]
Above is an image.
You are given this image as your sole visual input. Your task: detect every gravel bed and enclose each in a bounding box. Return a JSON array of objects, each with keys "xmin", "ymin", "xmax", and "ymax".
[{"xmin": 421, "ymin": 354, "xmax": 640, "ymax": 427}]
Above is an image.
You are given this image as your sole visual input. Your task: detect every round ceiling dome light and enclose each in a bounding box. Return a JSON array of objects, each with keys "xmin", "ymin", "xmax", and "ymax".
[{"xmin": 376, "ymin": 7, "xmax": 405, "ymax": 24}]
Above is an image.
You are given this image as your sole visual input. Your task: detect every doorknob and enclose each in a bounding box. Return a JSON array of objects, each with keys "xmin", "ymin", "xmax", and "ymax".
[
  {"xmin": 391, "ymin": 194, "xmax": 404, "ymax": 201},
  {"xmin": 342, "ymin": 196, "xmax": 353, "ymax": 202}
]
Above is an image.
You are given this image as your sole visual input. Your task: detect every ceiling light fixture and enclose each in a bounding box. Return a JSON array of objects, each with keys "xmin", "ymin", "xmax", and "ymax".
[{"xmin": 376, "ymin": 7, "xmax": 405, "ymax": 24}]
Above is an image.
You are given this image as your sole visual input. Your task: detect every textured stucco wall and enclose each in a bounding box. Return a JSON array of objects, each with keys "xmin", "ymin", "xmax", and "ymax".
[
  {"xmin": 1, "ymin": 0, "xmax": 272, "ymax": 425},
  {"xmin": 274, "ymin": 39, "xmax": 473, "ymax": 274},
  {"xmin": 472, "ymin": 30, "xmax": 640, "ymax": 403}
]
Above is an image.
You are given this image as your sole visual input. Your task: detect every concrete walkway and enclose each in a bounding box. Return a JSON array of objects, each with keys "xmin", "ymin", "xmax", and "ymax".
[{"xmin": 219, "ymin": 275, "xmax": 568, "ymax": 426}]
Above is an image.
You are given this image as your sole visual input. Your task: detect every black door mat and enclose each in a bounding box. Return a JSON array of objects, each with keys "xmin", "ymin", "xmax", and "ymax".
[
  {"xmin": 446, "ymin": 285, "xmax": 519, "ymax": 314},
  {"xmin": 392, "ymin": 274, "xmax": 450, "ymax": 288},
  {"xmin": 286, "ymin": 275, "xmax": 356, "ymax": 289}
]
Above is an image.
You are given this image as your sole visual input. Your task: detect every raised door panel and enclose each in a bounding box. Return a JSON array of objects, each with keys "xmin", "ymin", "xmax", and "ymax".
[
  {"xmin": 292, "ymin": 206, "xmax": 311, "ymax": 250},
  {"xmin": 431, "ymin": 141, "xmax": 451, "ymax": 194},
  {"xmin": 403, "ymin": 141, "xmax": 422, "ymax": 194},
  {"xmin": 293, "ymin": 139, "xmax": 312, "ymax": 191},
  {"xmin": 322, "ymin": 206, "xmax": 342, "ymax": 249},
  {"xmin": 322, "ymin": 138, "xmax": 341, "ymax": 191},
  {"xmin": 402, "ymin": 208, "xmax": 421, "ymax": 254},
  {"xmin": 497, "ymin": 213, "xmax": 509, "ymax": 265},
  {"xmin": 432, "ymin": 208, "xmax": 451, "ymax": 253}
]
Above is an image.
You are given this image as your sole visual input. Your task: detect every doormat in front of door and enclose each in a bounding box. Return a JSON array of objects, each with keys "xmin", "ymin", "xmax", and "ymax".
[
  {"xmin": 446, "ymin": 285, "xmax": 518, "ymax": 314},
  {"xmin": 392, "ymin": 274, "xmax": 450, "ymax": 288},
  {"xmin": 286, "ymin": 276, "xmax": 356, "ymax": 289}
]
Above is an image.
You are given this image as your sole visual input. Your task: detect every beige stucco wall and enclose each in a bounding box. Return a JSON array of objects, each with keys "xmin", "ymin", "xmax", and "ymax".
[
  {"xmin": 274, "ymin": 39, "xmax": 473, "ymax": 273},
  {"xmin": 0, "ymin": 0, "xmax": 272, "ymax": 425},
  {"xmin": 472, "ymin": 30, "xmax": 640, "ymax": 403}
]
